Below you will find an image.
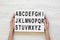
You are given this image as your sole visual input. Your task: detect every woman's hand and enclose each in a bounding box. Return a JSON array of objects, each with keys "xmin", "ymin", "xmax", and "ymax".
[
  {"xmin": 8, "ymin": 15, "xmax": 15, "ymax": 40},
  {"xmin": 10, "ymin": 15, "xmax": 15, "ymax": 31},
  {"xmin": 44, "ymin": 16, "xmax": 50, "ymax": 40},
  {"xmin": 44, "ymin": 16, "xmax": 49, "ymax": 32}
]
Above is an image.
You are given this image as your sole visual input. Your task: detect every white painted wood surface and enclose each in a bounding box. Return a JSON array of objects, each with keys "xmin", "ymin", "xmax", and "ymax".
[{"xmin": 0, "ymin": 0, "xmax": 60, "ymax": 40}]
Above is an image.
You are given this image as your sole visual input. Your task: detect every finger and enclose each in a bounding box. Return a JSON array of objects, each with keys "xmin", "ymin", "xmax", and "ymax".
[
  {"xmin": 13, "ymin": 14, "xmax": 15, "ymax": 18},
  {"xmin": 10, "ymin": 14, "xmax": 15, "ymax": 23},
  {"xmin": 44, "ymin": 16, "xmax": 49, "ymax": 24},
  {"xmin": 46, "ymin": 16, "xmax": 49, "ymax": 24},
  {"xmin": 44, "ymin": 18, "xmax": 46, "ymax": 23},
  {"xmin": 44, "ymin": 16, "xmax": 47, "ymax": 24},
  {"xmin": 12, "ymin": 14, "xmax": 15, "ymax": 20},
  {"xmin": 44, "ymin": 17, "xmax": 47, "ymax": 27}
]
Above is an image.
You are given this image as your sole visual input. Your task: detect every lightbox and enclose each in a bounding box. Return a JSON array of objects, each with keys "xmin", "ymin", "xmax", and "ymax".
[{"xmin": 14, "ymin": 10, "xmax": 45, "ymax": 32}]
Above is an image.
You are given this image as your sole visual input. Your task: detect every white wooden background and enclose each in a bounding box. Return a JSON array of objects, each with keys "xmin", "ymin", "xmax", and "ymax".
[{"xmin": 0, "ymin": 0, "xmax": 60, "ymax": 40}]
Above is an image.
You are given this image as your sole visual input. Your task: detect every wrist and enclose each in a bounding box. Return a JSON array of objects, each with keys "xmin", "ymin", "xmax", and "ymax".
[
  {"xmin": 45, "ymin": 29, "xmax": 49, "ymax": 33},
  {"xmin": 10, "ymin": 29, "xmax": 14, "ymax": 32}
]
